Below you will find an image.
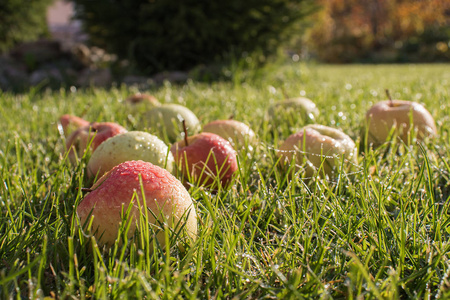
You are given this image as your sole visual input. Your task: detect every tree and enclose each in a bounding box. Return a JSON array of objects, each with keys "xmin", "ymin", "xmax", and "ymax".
[
  {"xmin": 0, "ymin": 0, "xmax": 53, "ymax": 53},
  {"xmin": 305, "ymin": 0, "xmax": 450, "ymax": 62},
  {"xmin": 73, "ymin": 0, "xmax": 317, "ymax": 75}
]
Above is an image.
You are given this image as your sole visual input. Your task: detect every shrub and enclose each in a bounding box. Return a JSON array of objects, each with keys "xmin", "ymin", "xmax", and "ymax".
[
  {"xmin": 305, "ymin": 0, "xmax": 450, "ymax": 63},
  {"xmin": 73, "ymin": 0, "xmax": 316, "ymax": 75},
  {"xmin": 0, "ymin": 0, "xmax": 53, "ymax": 53}
]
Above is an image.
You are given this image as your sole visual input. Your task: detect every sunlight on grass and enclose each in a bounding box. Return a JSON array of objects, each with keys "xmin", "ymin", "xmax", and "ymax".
[{"xmin": 0, "ymin": 63, "xmax": 449, "ymax": 298}]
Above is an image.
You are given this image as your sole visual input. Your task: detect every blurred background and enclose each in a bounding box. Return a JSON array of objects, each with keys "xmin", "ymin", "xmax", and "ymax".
[{"xmin": 0, "ymin": 0, "xmax": 448, "ymax": 90}]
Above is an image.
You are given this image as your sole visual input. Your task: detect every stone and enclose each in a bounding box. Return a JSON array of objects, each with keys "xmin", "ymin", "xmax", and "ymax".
[
  {"xmin": 77, "ymin": 68, "xmax": 113, "ymax": 87},
  {"xmin": 151, "ymin": 71, "xmax": 189, "ymax": 84},
  {"xmin": 0, "ymin": 56, "xmax": 29, "ymax": 90},
  {"xmin": 122, "ymin": 75, "xmax": 153, "ymax": 87},
  {"xmin": 30, "ymin": 68, "xmax": 63, "ymax": 86},
  {"xmin": 10, "ymin": 40, "xmax": 64, "ymax": 67}
]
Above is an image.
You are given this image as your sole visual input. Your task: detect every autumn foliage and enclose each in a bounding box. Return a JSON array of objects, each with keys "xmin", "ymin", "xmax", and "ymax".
[{"xmin": 306, "ymin": 0, "xmax": 450, "ymax": 62}]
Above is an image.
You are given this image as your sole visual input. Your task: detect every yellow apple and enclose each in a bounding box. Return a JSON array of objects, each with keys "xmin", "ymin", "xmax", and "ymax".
[
  {"xmin": 202, "ymin": 119, "xmax": 256, "ymax": 151},
  {"xmin": 365, "ymin": 100, "xmax": 437, "ymax": 146},
  {"xmin": 278, "ymin": 124, "xmax": 357, "ymax": 178}
]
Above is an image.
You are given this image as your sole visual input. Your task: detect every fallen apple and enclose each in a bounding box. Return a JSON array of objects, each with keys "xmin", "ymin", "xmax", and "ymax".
[
  {"xmin": 364, "ymin": 96, "xmax": 437, "ymax": 147},
  {"xmin": 278, "ymin": 124, "xmax": 357, "ymax": 178},
  {"xmin": 87, "ymin": 131, "xmax": 175, "ymax": 178},
  {"xmin": 77, "ymin": 160, "xmax": 197, "ymax": 248},
  {"xmin": 202, "ymin": 119, "xmax": 256, "ymax": 151},
  {"xmin": 65, "ymin": 122, "xmax": 127, "ymax": 165},
  {"xmin": 146, "ymin": 104, "xmax": 201, "ymax": 142},
  {"xmin": 125, "ymin": 93, "xmax": 160, "ymax": 111},
  {"xmin": 267, "ymin": 97, "xmax": 319, "ymax": 130},
  {"xmin": 171, "ymin": 132, "xmax": 238, "ymax": 188},
  {"xmin": 59, "ymin": 114, "xmax": 90, "ymax": 137}
]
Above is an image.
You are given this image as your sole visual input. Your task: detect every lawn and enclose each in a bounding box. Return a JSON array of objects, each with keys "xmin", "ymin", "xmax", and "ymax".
[{"xmin": 1, "ymin": 63, "xmax": 449, "ymax": 299}]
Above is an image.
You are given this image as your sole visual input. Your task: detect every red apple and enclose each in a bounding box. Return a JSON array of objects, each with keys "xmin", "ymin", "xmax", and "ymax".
[
  {"xmin": 59, "ymin": 114, "xmax": 90, "ymax": 137},
  {"xmin": 365, "ymin": 100, "xmax": 437, "ymax": 146},
  {"xmin": 202, "ymin": 119, "xmax": 256, "ymax": 151},
  {"xmin": 278, "ymin": 124, "xmax": 357, "ymax": 178},
  {"xmin": 77, "ymin": 160, "xmax": 197, "ymax": 248},
  {"xmin": 171, "ymin": 132, "xmax": 238, "ymax": 188},
  {"xmin": 65, "ymin": 122, "xmax": 127, "ymax": 164}
]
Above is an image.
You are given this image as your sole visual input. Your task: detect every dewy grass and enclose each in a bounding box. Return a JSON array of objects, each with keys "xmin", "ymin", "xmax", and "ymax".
[{"xmin": 0, "ymin": 63, "xmax": 449, "ymax": 298}]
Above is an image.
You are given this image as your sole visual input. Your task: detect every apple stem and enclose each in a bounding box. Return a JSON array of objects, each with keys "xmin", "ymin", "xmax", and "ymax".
[
  {"xmin": 228, "ymin": 114, "xmax": 234, "ymax": 120},
  {"xmin": 182, "ymin": 119, "xmax": 189, "ymax": 146},
  {"xmin": 78, "ymin": 187, "xmax": 93, "ymax": 193},
  {"xmin": 88, "ymin": 122, "xmax": 98, "ymax": 132},
  {"xmin": 385, "ymin": 89, "xmax": 393, "ymax": 107}
]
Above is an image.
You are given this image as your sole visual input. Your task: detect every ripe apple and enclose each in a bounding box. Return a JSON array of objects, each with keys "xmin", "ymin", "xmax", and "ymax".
[
  {"xmin": 171, "ymin": 132, "xmax": 238, "ymax": 188},
  {"xmin": 125, "ymin": 93, "xmax": 160, "ymax": 111},
  {"xmin": 278, "ymin": 124, "xmax": 357, "ymax": 178},
  {"xmin": 146, "ymin": 104, "xmax": 201, "ymax": 142},
  {"xmin": 77, "ymin": 160, "xmax": 197, "ymax": 248},
  {"xmin": 202, "ymin": 119, "xmax": 256, "ymax": 151},
  {"xmin": 365, "ymin": 99, "xmax": 437, "ymax": 146},
  {"xmin": 267, "ymin": 97, "xmax": 319, "ymax": 129},
  {"xmin": 59, "ymin": 114, "xmax": 90, "ymax": 137},
  {"xmin": 87, "ymin": 131, "xmax": 175, "ymax": 178},
  {"xmin": 65, "ymin": 122, "xmax": 127, "ymax": 165}
]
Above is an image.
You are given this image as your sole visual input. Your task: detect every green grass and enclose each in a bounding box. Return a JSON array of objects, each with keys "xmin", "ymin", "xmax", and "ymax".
[{"xmin": 1, "ymin": 63, "xmax": 450, "ymax": 299}]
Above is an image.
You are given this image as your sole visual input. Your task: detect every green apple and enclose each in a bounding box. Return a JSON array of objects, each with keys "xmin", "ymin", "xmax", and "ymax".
[
  {"xmin": 278, "ymin": 124, "xmax": 357, "ymax": 178},
  {"xmin": 146, "ymin": 104, "xmax": 201, "ymax": 142},
  {"xmin": 87, "ymin": 131, "xmax": 174, "ymax": 178},
  {"xmin": 267, "ymin": 97, "xmax": 319, "ymax": 129}
]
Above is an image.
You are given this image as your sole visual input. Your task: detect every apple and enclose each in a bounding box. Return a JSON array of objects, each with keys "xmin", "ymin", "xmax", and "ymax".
[
  {"xmin": 146, "ymin": 104, "xmax": 201, "ymax": 142},
  {"xmin": 202, "ymin": 119, "xmax": 256, "ymax": 151},
  {"xmin": 365, "ymin": 99, "xmax": 437, "ymax": 146},
  {"xmin": 59, "ymin": 114, "xmax": 90, "ymax": 137},
  {"xmin": 65, "ymin": 122, "xmax": 127, "ymax": 165},
  {"xmin": 77, "ymin": 160, "xmax": 197, "ymax": 248},
  {"xmin": 266, "ymin": 97, "xmax": 319, "ymax": 129},
  {"xmin": 171, "ymin": 132, "xmax": 238, "ymax": 188},
  {"xmin": 278, "ymin": 124, "xmax": 357, "ymax": 178},
  {"xmin": 87, "ymin": 131, "xmax": 175, "ymax": 178},
  {"xmin": 125, "ymin": 93, "xmax": 160, "ymax": 111}
]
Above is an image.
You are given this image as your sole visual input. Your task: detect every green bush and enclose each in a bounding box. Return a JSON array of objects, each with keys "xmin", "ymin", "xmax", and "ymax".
[
  {"xmin": 0, "ymin": 0, "xmax": 53, "ymax": 53},
  {"xmin": 73, "ymin": 0, "xmax": 316, "ymax": 75}
]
